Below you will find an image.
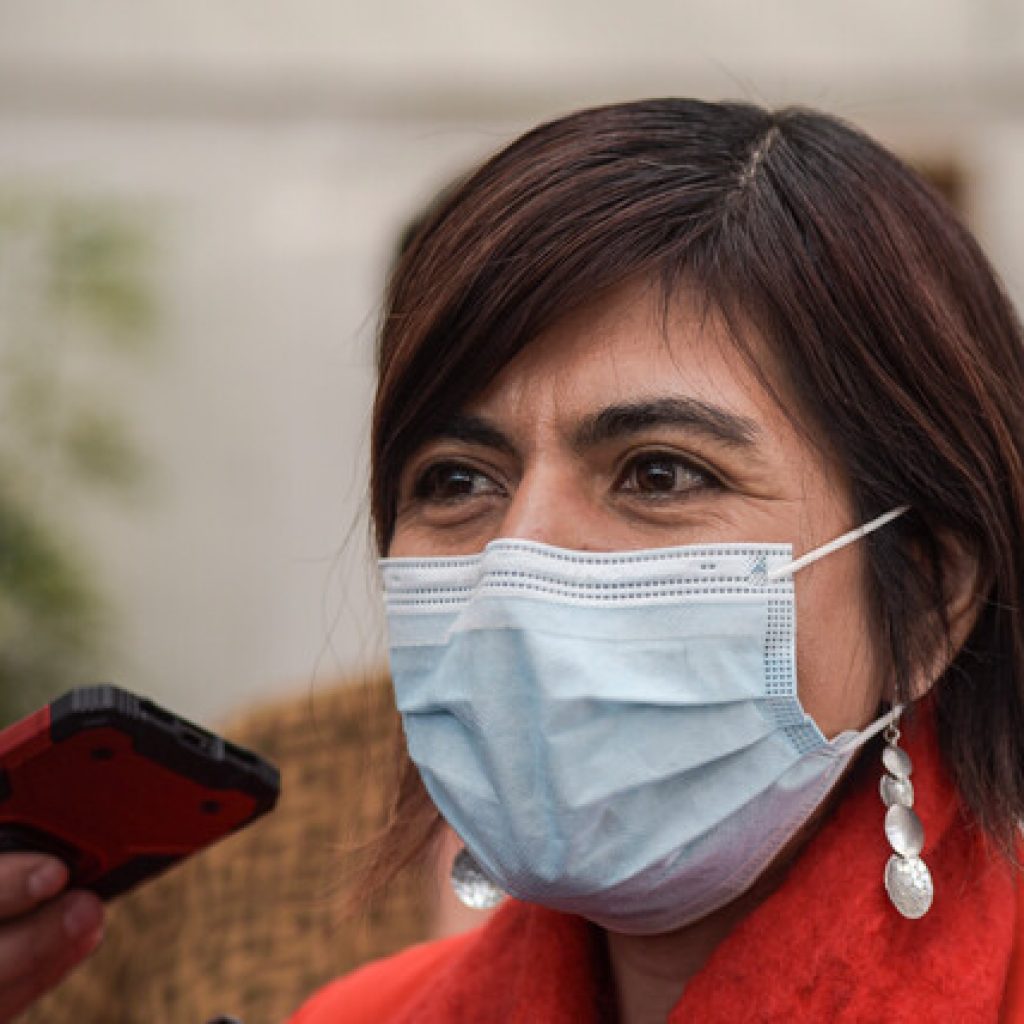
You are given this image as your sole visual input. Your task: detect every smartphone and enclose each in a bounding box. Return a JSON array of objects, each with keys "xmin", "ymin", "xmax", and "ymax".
[{"xmin": 0, "ymin": 685, "xmax": 280, "ymax": 899}]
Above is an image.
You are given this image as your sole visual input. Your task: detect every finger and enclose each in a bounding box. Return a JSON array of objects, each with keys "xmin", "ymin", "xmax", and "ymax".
[
  {"xmin": 0, "ymin": 916, "xmax": 102, "ymax": 1023},
  {"xmin": 0, "ymin": 890, "xmax": 103, "ymax": 994},
  {"xmin": 0, "ymin": 855, "xmax": 68, "ymax": 919}
]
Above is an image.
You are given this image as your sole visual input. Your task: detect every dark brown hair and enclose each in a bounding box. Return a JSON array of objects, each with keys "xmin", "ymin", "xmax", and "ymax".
[{"xmin": 366, "ymin": 98, "xmax": 1024, "ymax": 885}]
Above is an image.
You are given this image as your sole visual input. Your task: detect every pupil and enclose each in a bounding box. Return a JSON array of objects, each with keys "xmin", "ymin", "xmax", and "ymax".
[
  {"xmin": 639, "ymin": 461, "xmax": 676, "ymax": 491},
  {"xmin": 440, "ymin": 467, "xmax": 473, "ymax": 496}
]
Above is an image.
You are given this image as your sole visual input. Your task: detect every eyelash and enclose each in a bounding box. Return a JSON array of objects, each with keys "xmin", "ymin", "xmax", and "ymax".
[
  {"xmin": 614, "ymin": 451, "xmax": 717, "ymax": 497},
  {"xmin": 408, "ymin": 451, "xmax": 718, "ymax": 506},
  {"xmin": 411, "ymin": 461, "xmax": 505, "ymax": 503}
]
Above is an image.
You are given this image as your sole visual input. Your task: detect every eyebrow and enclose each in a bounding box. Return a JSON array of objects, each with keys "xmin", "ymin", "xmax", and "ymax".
[
  {"xmin": 571, "ymin": 398, "xmax": 760, "ymax": 451},
  {"xmin": 427, "ymin": 414, "xmax": 519, "ymax": 455},
  {"xmin": 427, "ymin": 398, "xmax": 760, "ymax": 457}
]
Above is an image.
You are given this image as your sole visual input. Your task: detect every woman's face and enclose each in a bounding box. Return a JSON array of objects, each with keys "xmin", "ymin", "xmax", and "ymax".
[{"xmin": 390, "ymin": 280, "xmax": 883, "ymax": 738}]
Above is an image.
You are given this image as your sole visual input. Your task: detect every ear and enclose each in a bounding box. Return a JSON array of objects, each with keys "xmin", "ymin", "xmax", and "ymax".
[{"xmin": 910, "ymin": 531, "xmax": 984, "ymax": 699}]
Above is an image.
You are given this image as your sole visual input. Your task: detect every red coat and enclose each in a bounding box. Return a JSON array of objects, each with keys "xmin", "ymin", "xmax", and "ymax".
[{"xmin": 291, "ymin": 713, "xmax": 1024, "ymax": 1022}]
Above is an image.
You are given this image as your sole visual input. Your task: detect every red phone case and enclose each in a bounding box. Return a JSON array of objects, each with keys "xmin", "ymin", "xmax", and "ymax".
[{"xmin": 0, "ymin": 686, "xmax": 280, "ymax": 898}]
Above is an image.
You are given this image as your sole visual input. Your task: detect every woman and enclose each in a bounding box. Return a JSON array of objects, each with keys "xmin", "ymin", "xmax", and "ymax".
[
  {"xmin": 291, "ymin": 98, "xmax": 1024, "ymax": 1022},
  {"xmin": 7, "ymin": 97, "xmax": 1024, "ymax": 1023}
]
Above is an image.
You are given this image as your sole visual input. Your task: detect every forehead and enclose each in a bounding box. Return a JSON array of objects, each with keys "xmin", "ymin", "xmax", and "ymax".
[{"xmin": 467, "ymin": 280, "xmax": 786, "ymax": 435}]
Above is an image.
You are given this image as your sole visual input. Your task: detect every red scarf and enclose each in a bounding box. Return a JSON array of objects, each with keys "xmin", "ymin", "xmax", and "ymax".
[{"xmin": 388, "ymin": 711, "xmax": 1019, "ymax": 1022}]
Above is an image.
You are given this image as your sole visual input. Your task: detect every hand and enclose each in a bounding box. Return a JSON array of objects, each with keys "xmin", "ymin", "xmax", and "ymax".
[{"xmin": 0, "ymin": 854, "xmax": 103, "ymax": 1022}]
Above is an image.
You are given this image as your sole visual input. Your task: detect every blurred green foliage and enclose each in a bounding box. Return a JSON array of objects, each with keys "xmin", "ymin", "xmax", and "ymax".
[{"xmin": 0, "ymin": 194, "xmax": 157, "ymax": 722}]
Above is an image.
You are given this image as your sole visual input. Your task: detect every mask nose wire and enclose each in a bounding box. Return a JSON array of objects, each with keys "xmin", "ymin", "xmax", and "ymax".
[{"xmin": 764, "ymin": 505, "xmax": 910, "ymax": 581}]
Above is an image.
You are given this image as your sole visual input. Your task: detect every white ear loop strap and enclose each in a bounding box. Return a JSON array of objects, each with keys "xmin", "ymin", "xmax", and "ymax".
[
  {"xmin": 863, "ymin": 703, "xmax": 904, "ymax": 741},
  {"xmin": 832, "ymin": 702, "xmax": 905, "ymax": 754},
  {"xmin": 765, "ymin": 505, "xmax": 910, "ymax": 581}
]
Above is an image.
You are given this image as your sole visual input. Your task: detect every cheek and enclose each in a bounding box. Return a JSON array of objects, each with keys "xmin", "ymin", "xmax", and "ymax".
[
  {"xmin": 388, "ymin": 514, "xmax": 508, "ymax": 558},
  {"xmin": 387, "ymin": 524, "xmax": 453, "ymax": 558},
  {"xmin": 793, "ymin": 549, "xmax": 884, "ymax": 739},
  {"xmin": 385, "ymin": 524, "xmax": 415, "ymax": 558}
]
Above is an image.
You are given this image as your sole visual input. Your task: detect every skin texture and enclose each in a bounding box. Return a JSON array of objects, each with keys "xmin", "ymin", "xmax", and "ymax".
[
  {"xmin": 388, "ymin": 279, "xmax": 891, "ymax": 1022},
  {"xmin": 0, "ymin": 853, "xmax": 103, "ymax": 1023}
]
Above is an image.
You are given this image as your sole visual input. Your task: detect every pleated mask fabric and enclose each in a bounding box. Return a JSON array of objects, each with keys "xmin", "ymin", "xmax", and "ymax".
[{"xmin": 381, "ymin": 516, "xmax": 902, "ymax": 934}]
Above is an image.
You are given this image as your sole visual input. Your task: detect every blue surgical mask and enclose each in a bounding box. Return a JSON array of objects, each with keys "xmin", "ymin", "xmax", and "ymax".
[{"xmin": 380, "ymin": 508, "xmax": 907, "ymax": 935}]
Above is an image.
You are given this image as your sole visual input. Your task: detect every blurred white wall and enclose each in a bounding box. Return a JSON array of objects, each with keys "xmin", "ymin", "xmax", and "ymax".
[{"xmin": 2, "ymin": 0, "xmax": 1024, "ymax": 721}]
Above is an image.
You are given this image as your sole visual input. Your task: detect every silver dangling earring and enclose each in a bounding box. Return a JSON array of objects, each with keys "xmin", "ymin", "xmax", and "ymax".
[
  {"xmin": 450, "ymin": 847, "xmax": 505, "ymax": 910},
  {"xmin": 880, "ymin": 716, "xmax": 934, "ymax": 918}
]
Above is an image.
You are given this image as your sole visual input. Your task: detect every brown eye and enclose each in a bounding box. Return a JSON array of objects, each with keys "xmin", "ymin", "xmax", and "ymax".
[
  {"xmin": 414, "ymin": 462, "xmax": 502, "ymax": 502},
  {"xmin": 619, "ymin": 454, "xmax": 709, "ymax": 496}
]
